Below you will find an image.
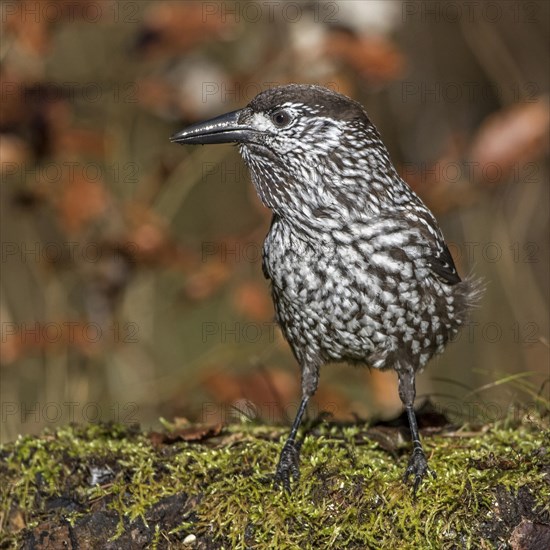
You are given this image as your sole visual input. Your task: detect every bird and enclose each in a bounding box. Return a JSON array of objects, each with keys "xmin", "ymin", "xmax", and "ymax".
[{"xmin": 171, "ymin": 84, "xmax": 482, "ymax": 494}]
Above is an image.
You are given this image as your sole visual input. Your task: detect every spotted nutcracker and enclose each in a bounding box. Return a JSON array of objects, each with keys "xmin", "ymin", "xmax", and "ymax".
[{"xmin": 171, "ymin": 84, "xmax": 482, "ymax": 493}]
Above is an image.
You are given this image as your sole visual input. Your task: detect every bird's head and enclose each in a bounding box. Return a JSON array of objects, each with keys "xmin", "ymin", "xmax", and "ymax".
[{"xmin": 171, "ymin": 84, "xmax": 401, "ymax": 227}]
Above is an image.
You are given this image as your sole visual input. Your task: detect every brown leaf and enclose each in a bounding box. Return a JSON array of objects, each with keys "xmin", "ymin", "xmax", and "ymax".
[
  {"xmin": 0, "ymin": 134, "xmax": 30, "ymax": 172},
  {"xmin": 4, "ymin": 0, "xmax": 106, "ymax": 57},
  {"xmin": 200, "ymin": 370, "xmax": 246, "ymax": 404},
  {"xmin": 132, "ymin": 221, "xmax": 169, "ymax": 259},
  {"xmin": 149, "ymin": 422, "xmax": 223, "ymax": 447},
  {"xmin": 231, "ymin": 280, "xmax": 273, "ymax": 321},
  {"xmin": 469, "ymin": 97, "xmax": 550, "ymax": 185},
  {"xmin": 0, "ymin": 70, "xmax": 32, "ymax": 127},
  {"xmin": 366, "ymin": 369, "xmax": 402, "ymax": 415},
  {"xmin": 0, "ymin": 329, "xmax": 22, "ymax": 365},
  {"xmin": 136, "ymin": 77, "xmax": 177, "ymax": 113},
  {"xmin": 364, "ymin": 425, "xmax": 405, "ymax": 456},
  {"xmin": 325, "ymin": 31, "xmax": 405, "ymax": 84},
  {"xmin": 469, "ymin": 452, "xmax": 518, "ymax": 471},
  {"xmin": 314, "ymin": 385, "xmax": 355, "ymax": 421},
  {"xmin": 4, "ymin": 1, "xmax": 51, "ymax": 55},
  {"xmin": 0, "ymin": 320, "xmax": 109, "ymax": 364},
  {"xmin": 7, "ymin": 508, "xmax": 27, "ymax": 533},
  {"xmin": 200, "ymin": 367, "xmax": 298, "ymax": 424},
  {"xmin": 141, "ymin": 2, "xmax": 235, "ymax": 56},
  {"xmin": 57, "ymin": 175, "xmax": 108, "ymax": 234},
  {"xmin": 509, "ymin": 519, "xmax": 550, "ymax": 550},
  {"xmin": 184, "ymin": 261, "xmax": 231, "ymax": 301}
]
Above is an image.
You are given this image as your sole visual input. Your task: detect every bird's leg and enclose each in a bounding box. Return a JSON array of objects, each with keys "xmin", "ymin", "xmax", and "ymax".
[
  {"xmin": 397, "ymin": 368, "xmax": 435, "ymax": 494},
  {"xmin": 274, "ymin": 364, "xmax": 318, "ymax": 492},
  {"xmin": 274, "ymin": 396, "xmax": 308, "ymax": 492}
]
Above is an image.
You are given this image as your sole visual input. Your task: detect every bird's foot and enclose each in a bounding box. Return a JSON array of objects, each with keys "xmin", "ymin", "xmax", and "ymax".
[
  {"xmin": 403, "ymin": 448, "xmax": 436, "ymax": 495},
  {"xmin": 274, "ymin": 440, "xmax": 301, "ymax": 493}
]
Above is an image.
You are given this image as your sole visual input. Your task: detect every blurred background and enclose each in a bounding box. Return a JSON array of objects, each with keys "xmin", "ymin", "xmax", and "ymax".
[{"xmin": 1, "ymin": 0, "xmax": 548, "ymax": 442}]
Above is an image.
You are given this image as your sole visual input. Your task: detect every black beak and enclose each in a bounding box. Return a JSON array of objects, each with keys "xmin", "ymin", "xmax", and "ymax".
[{"xmin": 170, "ymin": 109, "xmax": 257, "ymax": 145}]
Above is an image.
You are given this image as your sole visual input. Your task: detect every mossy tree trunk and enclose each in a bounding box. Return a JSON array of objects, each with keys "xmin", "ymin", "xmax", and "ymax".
[{"xmin": 1, "ymin": 414, "xmax": 549, "ymax": 549}]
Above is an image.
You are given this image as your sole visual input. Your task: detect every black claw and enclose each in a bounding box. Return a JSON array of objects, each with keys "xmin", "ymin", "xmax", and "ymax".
[
  {"xmin": 274, "ymin": 440, "xmax": 301, "ymax": 493},
  {"xmin": 403, "ymin": 448, "xmax": 435, "ymax": 495}
]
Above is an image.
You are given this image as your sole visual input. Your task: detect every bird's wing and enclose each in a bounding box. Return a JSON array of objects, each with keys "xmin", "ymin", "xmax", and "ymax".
[
  {"xmin": 427, "ymin": 242, "xmax": 461, "ymax": 285},
  {"xmin": 405, "ymin": 210, "xmax": 462, "ymax": 285},
  {"xmin": 374, "ymin": 210, "xmax": 462, "ymax": 286}
]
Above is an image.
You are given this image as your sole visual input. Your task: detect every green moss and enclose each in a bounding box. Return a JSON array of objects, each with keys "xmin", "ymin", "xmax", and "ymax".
[{"xmin": 1, "ymin": 415, "xmax": 548, "ymax": 548}]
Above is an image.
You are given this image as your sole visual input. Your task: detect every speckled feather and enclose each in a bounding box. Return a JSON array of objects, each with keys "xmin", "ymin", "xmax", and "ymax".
[{"xmin": 237, "ymin": 85, "xmax": 481, "ymax": 396}]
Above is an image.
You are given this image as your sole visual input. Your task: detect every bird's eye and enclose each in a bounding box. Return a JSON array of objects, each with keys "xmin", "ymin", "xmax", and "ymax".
[{"xmin": 271, "ymin": 109, "xmax": 292, "ymax": 128}]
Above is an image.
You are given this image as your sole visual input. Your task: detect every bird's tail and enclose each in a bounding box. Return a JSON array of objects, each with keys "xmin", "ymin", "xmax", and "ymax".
[{"xmin": 455, "ymin": 273, "xmax": 486, "ymax": 324}]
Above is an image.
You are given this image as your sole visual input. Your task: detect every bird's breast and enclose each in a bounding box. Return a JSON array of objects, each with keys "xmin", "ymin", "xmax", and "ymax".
[{"xmin": 262, "ymin": 218, "xmax": 462, "ymax": 368}]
